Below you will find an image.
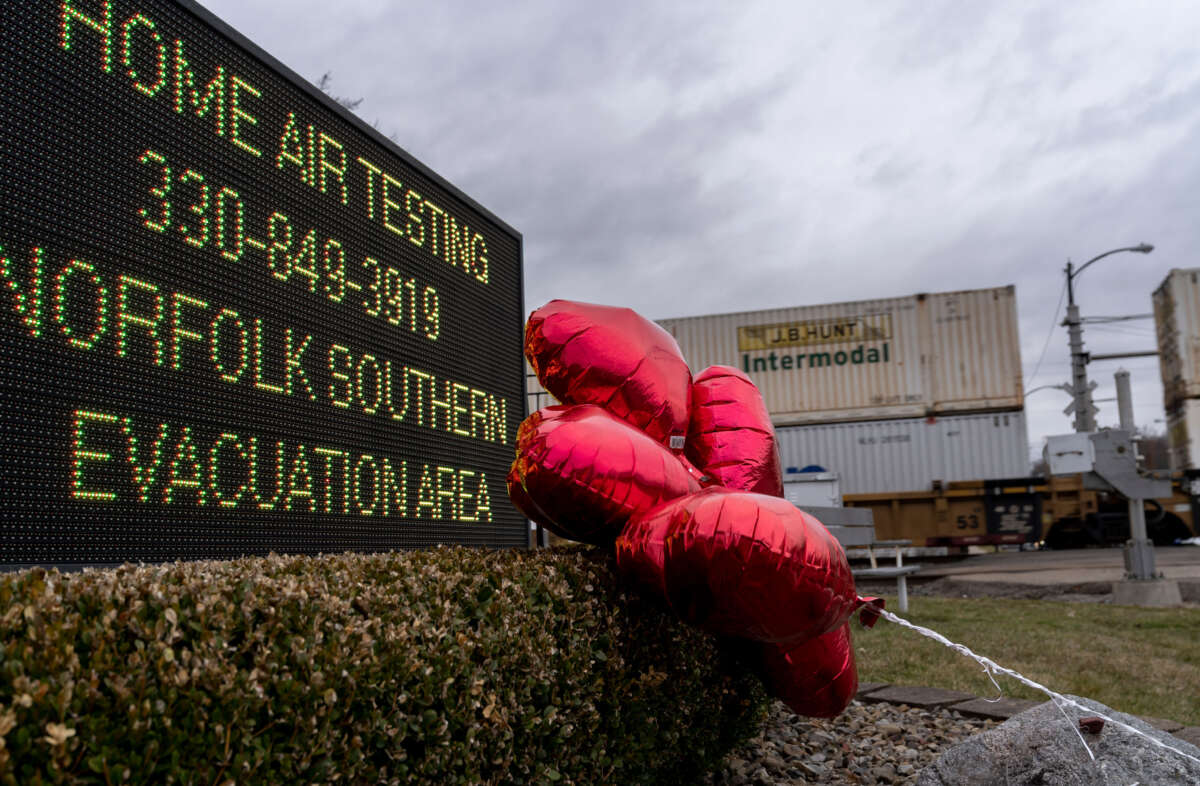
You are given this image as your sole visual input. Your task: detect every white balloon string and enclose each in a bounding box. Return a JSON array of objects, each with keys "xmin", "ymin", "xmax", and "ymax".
[
  {"xmin": 1048, "ymin": 695, "xmax": 1097, "ymax": 761},
  {"xmin": 979, "ymin": 662, "xmax": 1004, "ymax": 704},
  {"xmin": 873, "ymin": 606, "xmax": 1200, "ymax": 767}
]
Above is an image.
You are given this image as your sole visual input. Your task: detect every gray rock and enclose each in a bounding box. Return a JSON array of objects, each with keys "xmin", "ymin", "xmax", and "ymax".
[
  {"xmin": 918, "ymin": 695, "xmax": 1200, "ymax": 785},
  {"xmin": 763, "ymin": 754, "xmax": 787, "ymax": 771},
  {"xmin": 795, "ymin": 760, "xmax": 825, "ymax": 779}
]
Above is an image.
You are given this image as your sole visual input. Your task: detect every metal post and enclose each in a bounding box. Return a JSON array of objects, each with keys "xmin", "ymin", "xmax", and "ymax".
[
  {"xmin": 1115, "ymin": 369, "xmax": 1135, "ymax": 433},
  {"xmin": 1065, "ymin": 297, "xmax": 1096, "ymax": 432},
  {"xmin": 1115, "ymin": 369, "xmax": 1155, "ymax": 579}
]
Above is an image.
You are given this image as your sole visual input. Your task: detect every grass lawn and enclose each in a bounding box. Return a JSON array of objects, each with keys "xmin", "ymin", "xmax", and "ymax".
[{"xmin": 853, "ymin": 595, "xmax": 1200, "ymax": 727}]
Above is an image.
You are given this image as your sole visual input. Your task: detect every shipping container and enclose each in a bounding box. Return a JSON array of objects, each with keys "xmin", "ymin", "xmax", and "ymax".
[
  {"xmin": 657, "ymin": 286, "xmax": 1023, "ymax": 426},
  {"xmin": 526, "ymin": 367, "xmax": 556, "ymax": 414},
  {"xmin": 775, "ymin": 411, "xmax": 1030, "ymax": 495},
  {"xmin": 1167, "ymin": 398, "xmax": 1200, "ymax": 472},
  {"xmin": 1153, "ymin": 268, "xmax": 1200, "ymax": 409},
  {"xmin": 524, "ymin": 374, "xmax": 1029, "ymax": 496}
]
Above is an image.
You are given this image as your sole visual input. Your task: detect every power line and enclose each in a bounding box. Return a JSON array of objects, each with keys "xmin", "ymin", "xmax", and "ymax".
[
  {"xmin": 1026, "ymin": 278, "xmax": 1068, "ymax": 385},
  {"xmin": 1086, "ymin": 323, "xmax": 1156, "ymax": 336}
]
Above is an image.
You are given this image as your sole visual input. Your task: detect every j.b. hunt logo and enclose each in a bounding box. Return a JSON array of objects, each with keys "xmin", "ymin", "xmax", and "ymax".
[
  {"xmin": 738, "ymin": 313, "xmax": 892, "ymax": 373},
  {"xmin": 737, "ymin": 314, "xmax": 892, "ymax": 351}
]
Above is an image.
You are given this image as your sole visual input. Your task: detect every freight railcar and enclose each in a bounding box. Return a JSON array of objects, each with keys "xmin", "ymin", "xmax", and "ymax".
[{"xmin": 843, "ymin": 472, "xmax": 1198, "ymax": 550}]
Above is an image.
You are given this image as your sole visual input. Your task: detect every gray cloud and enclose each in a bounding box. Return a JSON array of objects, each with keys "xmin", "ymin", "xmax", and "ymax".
[{"xmin": 200, "ymin": 0, "xmax": 1200, "ymax": 456}]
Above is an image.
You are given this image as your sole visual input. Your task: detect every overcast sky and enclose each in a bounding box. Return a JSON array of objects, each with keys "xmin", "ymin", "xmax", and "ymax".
[{"xmin": 199, "ymin": 0, "xmax": 1200, "ymax": 463}]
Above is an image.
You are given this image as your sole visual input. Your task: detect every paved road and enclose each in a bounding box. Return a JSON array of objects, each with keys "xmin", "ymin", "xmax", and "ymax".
[{"xmin": 915, "ymin": 546, "xmax": 1200, "ymax": 586}]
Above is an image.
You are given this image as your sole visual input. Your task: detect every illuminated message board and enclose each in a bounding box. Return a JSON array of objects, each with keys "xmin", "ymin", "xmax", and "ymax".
[{"xmin": 0, "ymin": 1, "xmax": 526, "ymax": 565}]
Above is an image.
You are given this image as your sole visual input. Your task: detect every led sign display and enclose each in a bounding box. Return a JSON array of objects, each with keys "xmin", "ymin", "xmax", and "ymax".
[{"xmin": 0, "ymin": 1, "xmax": 526, "ymax": 564}]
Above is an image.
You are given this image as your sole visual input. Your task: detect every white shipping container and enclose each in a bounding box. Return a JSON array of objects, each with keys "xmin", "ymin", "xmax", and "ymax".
[
  {"xmin": 1153, "ymin": 268, "xmax": 1200, "ymax": 409},
  {"xmin": 1167, "ymin": 399, "xmax": 1200, "ymax": 472},
  {"xmin": 657, "ymin": 286, "xmax": 1023, "ymax": 426},
  {"xmin": 526, "ymin": 367, "xmax": 556, "ymax": 414},
  {"xmin": 775, "ymin": 411, "xmax": 1030, "ymax": 495}
]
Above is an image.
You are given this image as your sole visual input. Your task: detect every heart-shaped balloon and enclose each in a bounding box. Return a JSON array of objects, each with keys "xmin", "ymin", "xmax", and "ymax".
[
  {"xmin": 616, "ymin": 487, "xmax": 858, "ymax": 645},
  {"xmin": 687, "ymin": 365, "xmax": 784, "ymax": 497},
  {"xmin": 509, "ymin": 405, "xmax": 700, "ymax": 544},
  {"xmin": 758, "ymin": 622, "xmax": 859, "ymax": 718},
  {"xmin": 524, "ymin": 300, "xmax": 692, "ymax": 446}
]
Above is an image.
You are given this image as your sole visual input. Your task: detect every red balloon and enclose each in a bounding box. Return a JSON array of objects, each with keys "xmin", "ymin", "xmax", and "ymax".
[
  {"xmin": 759, "ymin": 623, "xmax": 858, "ymax": 718},
  {"xmin": 514, "ymin": 300, "xmax": 866, "ymax": 717},
  {"xmin": 507, "ymin": 461, "xmax": 556, "ymax": 533},
  {"xmin": 509, "ymin": 405, "xmax": 700, "ymax": 544},
  {"xmin": 687, "ymin": 365, "xmax": 784, "ymax": 497},
  {"xmin": 525, "ymin": 300, "xmax": 692, "ymax": 446},
  {"xmin": 616, "ymin": 488, "xmax": 858, "ymax": 644}
]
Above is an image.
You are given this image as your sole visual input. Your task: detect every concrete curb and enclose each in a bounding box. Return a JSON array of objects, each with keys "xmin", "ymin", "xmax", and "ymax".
[{"xmin": 855, "ymin": 682, "xmax": 1200, "ymax": 747}]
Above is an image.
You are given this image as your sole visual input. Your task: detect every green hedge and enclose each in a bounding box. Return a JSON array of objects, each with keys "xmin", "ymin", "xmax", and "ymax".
[{"xmin": 0, "ymin": 547, "xmax": 768, "ymax": 785}]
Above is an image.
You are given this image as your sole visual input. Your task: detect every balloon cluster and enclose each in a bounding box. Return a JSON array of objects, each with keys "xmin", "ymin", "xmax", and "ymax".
[{"xmin": 509, "ymin": 300, "xmax": 877, "ymax": 717}]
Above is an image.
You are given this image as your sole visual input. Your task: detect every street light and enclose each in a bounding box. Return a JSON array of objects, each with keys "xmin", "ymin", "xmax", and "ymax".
[
  {"xmin": 1023, "ymin": 383, "xmax": 1072, "ymax": 397},
  {"xmin": 1063, "ymin": 243, "xmax": 1154, "ymax": 432}
]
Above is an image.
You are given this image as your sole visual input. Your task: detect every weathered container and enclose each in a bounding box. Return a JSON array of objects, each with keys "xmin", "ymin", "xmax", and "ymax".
[
  {"xmin": 776, "ymin": 411, "xmax": 1030, "ymax": 495},
  {"xmin": 1153, "ymin": 268, "xmax": 1200, "ymax": 409},
  {"xmin": 1167, "ymin": 398, "xmax": 1200, "ymax": 472},
  {"xmin": 657, "ymin": 286, "xmax": 1023, "ymax": 426}
]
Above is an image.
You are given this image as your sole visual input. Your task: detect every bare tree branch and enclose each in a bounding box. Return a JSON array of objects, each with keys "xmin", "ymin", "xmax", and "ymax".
[{"xmin": 315, "ymin": 71, "xmax": 363, "ymax": 111}]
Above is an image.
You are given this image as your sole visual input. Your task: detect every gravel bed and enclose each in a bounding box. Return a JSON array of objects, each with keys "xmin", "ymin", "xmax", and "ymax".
[{"xmin": 703, "ymin": 698, "xmax": 997, "ymax": 785}]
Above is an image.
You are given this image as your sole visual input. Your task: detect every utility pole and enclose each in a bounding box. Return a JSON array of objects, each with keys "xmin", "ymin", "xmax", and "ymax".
[
  {"xmin": 1064, "ymin": 262, "xmax": 1096, "ymax": 432},
  {"xmin": 1061, "ymin": 244, "xmax": 1154, "ymax": 433}
]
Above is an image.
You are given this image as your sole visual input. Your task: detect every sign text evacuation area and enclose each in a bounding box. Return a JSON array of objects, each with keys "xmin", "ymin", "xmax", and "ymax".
[{"xmin": 0, "ymin": 1, "xmax": 526, "ymax": 564}]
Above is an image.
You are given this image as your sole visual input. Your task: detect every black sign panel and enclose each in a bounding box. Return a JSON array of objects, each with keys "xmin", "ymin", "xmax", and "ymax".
[
  {"xmin": 0, "ymin": 1, "xmax": 526, "ymax": 564},
  {"xmin": 984, "ymin": 494, "xmax": 1042, "ymax": 541}
]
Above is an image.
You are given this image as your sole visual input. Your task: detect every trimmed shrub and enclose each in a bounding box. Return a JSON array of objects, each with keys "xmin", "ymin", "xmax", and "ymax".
[{"xmin": 0, "ymin": 547, "xmax": 768, "ymax": 784}]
